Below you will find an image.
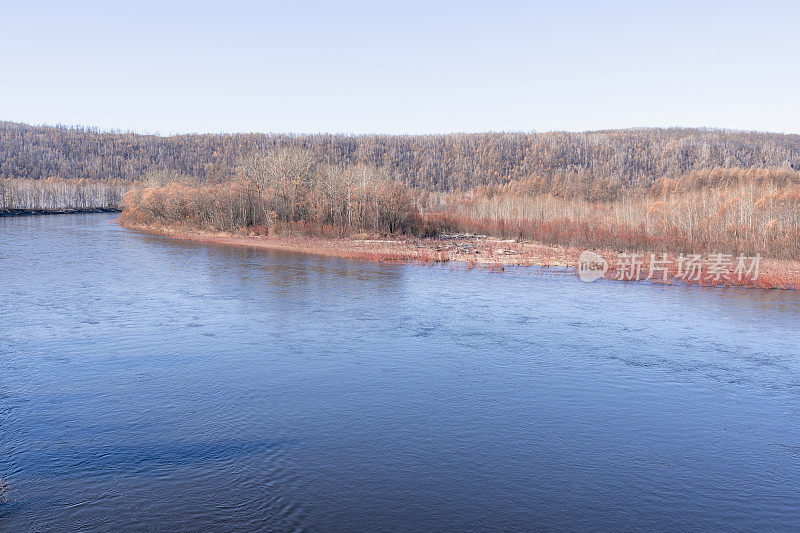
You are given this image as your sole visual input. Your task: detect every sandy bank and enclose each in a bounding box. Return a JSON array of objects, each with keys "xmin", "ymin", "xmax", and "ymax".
[
  {"xmin": 119, "ymin": 221, "xmax": 800, "ymax": 290},
  {"xmin": 119, "ymin": 222, "xmax": 579, "ymax": 270}
]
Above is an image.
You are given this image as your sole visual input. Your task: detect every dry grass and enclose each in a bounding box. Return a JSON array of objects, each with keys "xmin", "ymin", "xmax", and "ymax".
[{"xmin": 440, "ymin": 168, "xmax": 800, "ymax": 260}]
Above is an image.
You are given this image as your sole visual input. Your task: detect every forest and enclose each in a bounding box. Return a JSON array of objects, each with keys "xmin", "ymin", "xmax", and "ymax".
[
  {"xmin": 120, "ymin": 161, "xmax": 800, "ymax": 260},
  {"xmin": 435, "ymin": 167, "xmax": 800, "ymax": 259},
  {"xmin": 0, "ymin": 178, "xmax": 127, "ymax": 215},
  {"xmin": 2, "ymin": 120, "xmax": 800, "ymax": 191},
  {"xmin": 120, "ymin": 149, "xmax": 420, "ymax": 236},
  {"xmin": 4, "ymin": 121, "xmax": 800, "ymax": 260}
]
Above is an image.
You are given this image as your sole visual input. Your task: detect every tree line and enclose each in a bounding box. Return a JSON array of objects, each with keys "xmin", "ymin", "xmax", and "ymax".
[
  {"xmin": 435, "ymin": 167, "xmax": 800, "ymax": 259},
  {"xmin": 120, "ymin": 149, "xmax": 419, "ymax": 235},
  {"xmin": 0, "ymin": 177, "xmax": 127, "ymax": 214},
  {"xmin": 7, "ymin": 121, "xmax": 800, "ymax": 259},
  {"xmin": 120, "ymin": 146, "xmax": 800, "ymax": 259},
  {"xmin": 3, "ymin": 121, "xmax": 800, "ymax": 192}
]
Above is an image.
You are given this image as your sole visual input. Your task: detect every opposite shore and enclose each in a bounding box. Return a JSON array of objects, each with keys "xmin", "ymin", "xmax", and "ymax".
[
  {"xmin": 119, "ymin": 220, "xmax": 579, "ymax": 270},
  {"xmin": 0, "ymin": 207, "xmax": 121, "ymax": 217},
  {"xmin": 118, "ymin": 220, "xmax": 800, "ymax": 290}
]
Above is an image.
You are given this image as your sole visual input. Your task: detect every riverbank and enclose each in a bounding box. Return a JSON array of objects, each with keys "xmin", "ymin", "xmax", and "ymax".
[
  {"xmin": 119, "ymin": 221, "xmax": 800, "ymax": 289},
  {"xmin": 0, "ymin": 208, "xmax": 121, "ymax": 217},
  {"xmin": 119, "ymin": 221, "xmax": 579, "ymax": 270}
]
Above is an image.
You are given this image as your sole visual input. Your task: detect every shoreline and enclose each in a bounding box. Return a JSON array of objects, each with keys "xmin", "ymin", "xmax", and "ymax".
[
  {"xmin": 0, "ymin": 208, "xmax": 121, "ymax": 217},
  {"xmin": 119, "ymin": 221, "xmax": 579, "ymax": 270},
  {"xmin": 118, "ymin": 221, "xmax": 800, "ymax": 290}
]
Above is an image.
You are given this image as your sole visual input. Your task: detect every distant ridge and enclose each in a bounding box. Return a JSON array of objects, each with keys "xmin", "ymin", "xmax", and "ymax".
[{"xmin": 1, "ymin": 121, "xmax": 799, "ymax": 190}]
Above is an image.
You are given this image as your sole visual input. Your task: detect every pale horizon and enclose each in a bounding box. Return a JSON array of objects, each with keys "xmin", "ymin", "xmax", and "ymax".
[{"xmin": 5, "ymin": 119, "xmax": 800, "ymax": 139}]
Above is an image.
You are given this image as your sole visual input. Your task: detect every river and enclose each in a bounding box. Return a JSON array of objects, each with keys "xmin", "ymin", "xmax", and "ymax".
[{"xmin": 1, "ymin": 213, "xmax": 800, "ymax": 531}]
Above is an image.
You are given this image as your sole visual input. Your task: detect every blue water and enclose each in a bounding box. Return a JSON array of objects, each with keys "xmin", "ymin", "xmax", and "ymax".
[{"xmin": 1, "ymin": 213, "xmax": 800, "ymax": 531}]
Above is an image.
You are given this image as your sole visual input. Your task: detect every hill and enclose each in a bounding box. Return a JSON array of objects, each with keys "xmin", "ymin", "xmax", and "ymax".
[{"xmin": 2, "ymin": 121, "xmax": 799, "ymax": 191}]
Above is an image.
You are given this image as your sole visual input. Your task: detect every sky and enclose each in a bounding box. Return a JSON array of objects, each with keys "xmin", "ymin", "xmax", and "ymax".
[{"xmin": 1, "ymin": 0, "xmax": 798, "ymax": 135}]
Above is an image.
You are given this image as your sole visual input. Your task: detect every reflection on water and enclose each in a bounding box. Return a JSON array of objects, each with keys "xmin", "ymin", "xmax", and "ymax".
[{"xmin": 2, "ymin": 214, "xmax": 800, "ymax": 531}]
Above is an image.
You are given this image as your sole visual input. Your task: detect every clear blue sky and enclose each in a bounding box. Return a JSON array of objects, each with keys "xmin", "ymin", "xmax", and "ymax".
[{"xmin": 1, "ymin": 0, "xmax": 798, "ymax": 135}]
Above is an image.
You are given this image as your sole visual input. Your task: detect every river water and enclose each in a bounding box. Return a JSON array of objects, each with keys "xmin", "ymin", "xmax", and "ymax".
[{"xmin": 1, "ymin": 213, "xmax": 800, "ymax": 531}]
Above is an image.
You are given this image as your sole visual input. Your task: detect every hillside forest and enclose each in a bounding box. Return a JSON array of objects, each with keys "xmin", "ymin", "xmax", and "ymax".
[{"xmin": 3, "ymin": 121, "xmax": 800, "ymax": 259}]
